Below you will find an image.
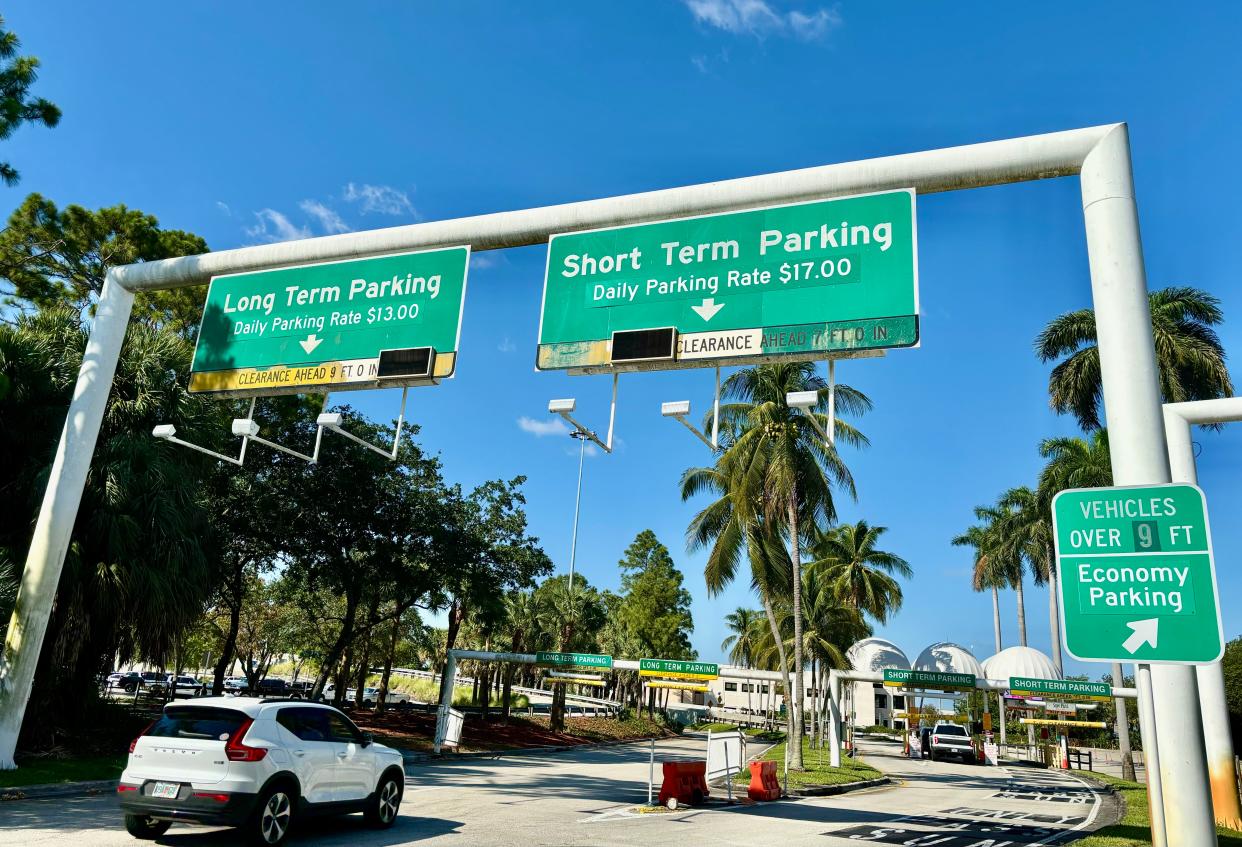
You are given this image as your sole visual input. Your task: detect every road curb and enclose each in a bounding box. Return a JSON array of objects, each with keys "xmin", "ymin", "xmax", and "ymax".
[
  {"xmin": 1, "ymin": 779, "xmax": 118, "ymax": 801},
  {"xmin": 402, "ymin": 734, "xmax": 675, "ymax": 764},
  {"xmin": 788, "ymin": 776, "xmax": 891, "ymax": 797}
]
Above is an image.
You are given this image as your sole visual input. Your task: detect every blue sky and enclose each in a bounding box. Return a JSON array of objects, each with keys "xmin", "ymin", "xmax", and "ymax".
[{"xmin": 6, "ymin": 2, "xmax": 1241, "ymax": 677}]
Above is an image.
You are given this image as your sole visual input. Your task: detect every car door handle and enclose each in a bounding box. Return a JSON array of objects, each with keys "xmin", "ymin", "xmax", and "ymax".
[
  {"xmin": 293, "ymin": 750, "xmax": 306, "ymax": 757},
  {"xmin": 336, "ymin": 752, "xmax": 347, "ymax": 759}
]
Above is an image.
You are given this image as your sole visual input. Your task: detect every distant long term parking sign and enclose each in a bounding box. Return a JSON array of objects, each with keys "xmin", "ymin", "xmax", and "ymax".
[
  {"xmin": 190, "ymin": 247, "xmax": 470, "ymax": 396},
  {"xmin": 536, "ymin": 189, "xmax": 919, "ymax": 371}
]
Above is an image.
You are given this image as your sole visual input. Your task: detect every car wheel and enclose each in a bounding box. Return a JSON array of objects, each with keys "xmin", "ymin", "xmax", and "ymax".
[
  {"xmin": 365, "ymin": 772, "xmax": 402, "ymax": 828},
  {"xmin": 246, "ymin": 783, "xmax": 295, "ymax": 846},
  {"xmin": 124, "ymin": 814, "xmax": 172, "ymax": 839}
]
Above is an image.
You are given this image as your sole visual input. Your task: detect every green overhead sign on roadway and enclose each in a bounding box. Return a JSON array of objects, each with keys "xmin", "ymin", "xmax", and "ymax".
[
  {"xmin": 638, "ymin": 659, "xmax": 719, "ymax": 680},
  {"xmin": 190, "ymin": 247, "xmax": 471, "ymax": 396},
  {"xmin": 535, "ymin": 651, "xmax": 613, "ymax": 670},
  {"xmin": 1053, "ymin": 483, "xmax": 1224, "ymax": 665},
  {"xmin": 536, "ymin": 189, "xmax": 918, "ymax": 370},
  {"xmin": 1008, "ymin": 677, "xmax": 1111, "ymax": 702},
  {"xmin": 882, "ymin": 669, "xmax": 976, "ymax": 691}
]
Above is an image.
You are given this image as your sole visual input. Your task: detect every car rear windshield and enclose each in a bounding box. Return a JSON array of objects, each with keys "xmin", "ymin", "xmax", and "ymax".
[
  {"xmin": 149, "ymin": 707, "xmax": 248, "ymax": 742},
  {"xmin": 935, "ymin": 725, "xmax": 968, "ymax": 736}
]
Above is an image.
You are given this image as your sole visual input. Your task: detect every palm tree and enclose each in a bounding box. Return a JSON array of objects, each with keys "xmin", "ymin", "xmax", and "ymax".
[
  {"xmin": 700, "ymin": 362, "xmax": 870, "ymax": 768},
  {"xmin": 683, "ymin": 458, "xmax": 796, "ymax": 740},
  {"xmin": 955, "ymin": 503, "xmax": 1029, "ymax": 646},
  {"xmin": 721, "ymin": 608, "xmax": 761, "ymax": 713},
  {"xmin": 1036, "ymin": 286, "xmax": 1233, "ymax": 431},
  {"xmin": 952, "ymin": 524, "xmax": 1006, "ymax": 654},
  {"xmin": 811, "ymin": 521, "xmax": 911, "ymax": 624},
  {"xmin": 715, "ymin": 360, "xmax": 869, "ymax": 765},
  {"xmin": 500, "ymin": 590, "xmax": 541, "ymax": 718},
  {"xmin": 1033, "ymin": 431, "xmax": 1135, "ymax": 778},
  {"xmin": 997, "ymin": 486, "xmax": 1057, "ymax": 670}
]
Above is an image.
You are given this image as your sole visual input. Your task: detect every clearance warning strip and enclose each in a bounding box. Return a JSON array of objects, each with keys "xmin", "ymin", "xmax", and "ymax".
[
  {"xmin": 638, "ymin": 659, "xmax": 719, "ymax": 681},
  {"xmin": 1020, "ymin": 718, "xmax": 1107, "ymax": 728}
]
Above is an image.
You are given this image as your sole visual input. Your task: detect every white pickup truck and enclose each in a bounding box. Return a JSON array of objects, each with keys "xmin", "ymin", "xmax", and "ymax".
[{"xmin": 927, "ymin": 723, "xmax": 977, "ymax": 764}]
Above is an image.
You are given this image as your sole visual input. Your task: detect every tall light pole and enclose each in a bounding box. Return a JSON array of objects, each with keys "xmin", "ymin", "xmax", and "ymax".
[{"xmin": 567, "ymin": 429, "xmax": 588, "ymax": 591}]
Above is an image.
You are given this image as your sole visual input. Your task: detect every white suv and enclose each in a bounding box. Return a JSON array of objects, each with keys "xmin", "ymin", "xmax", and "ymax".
[{"xmin": 117, "ymin": 697, "xmax": 405, "ymax": 844}]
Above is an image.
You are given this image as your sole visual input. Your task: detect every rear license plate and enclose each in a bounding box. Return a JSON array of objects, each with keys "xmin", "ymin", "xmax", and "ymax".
[{"xmin": 151, "ymin": 782, "xmax": 180, "ymax": 799}]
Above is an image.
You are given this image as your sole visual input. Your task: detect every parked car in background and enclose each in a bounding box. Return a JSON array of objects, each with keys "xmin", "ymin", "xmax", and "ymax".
[
  {"xmin": 166, "ymin": 675, "xmax": 206, "ymax": 697},
  {"xmin": 288, "ymin": 681, "xmax": 315, "ymax": 699},
  {"xmin": 927, "ymin": 722, "xmax": 976, "ymax": 764},
  {"xmin": 118, "ymin": 697, "xmax": 404, "ymax": 844},
  {"xmin": 251, "ymin": 678, "xmax": 288, "ymax": 697},
  {"xmin": 222, "ymin": 677, "xmax": 247, "ymax": 695},
  {"xmin": 139, "ymin": 671, "xmax": 171, "ymax": 694},
  {"xmin": 108, "ymin": 672, "xmax": 144, "ymax": 693}
]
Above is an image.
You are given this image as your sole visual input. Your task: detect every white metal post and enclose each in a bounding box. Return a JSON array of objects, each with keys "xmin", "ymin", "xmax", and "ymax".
[
  {"xmin": 0, "ymin": 275, "xmax": 136, "ymax": 768},
  {"xmin": 648, "ymin": 737, "xmax": 655, "ymax": 805},
  {"xmin": 433, "ymin": 651, "xmax": 458, "ymax": 755},
  {"xmin": 828, "ymin": 670, "xmax": 843, "ymax": 768},
  {"xmin": 1165, "ymin": 400, "xmax": 1242, "ymax": 829},
  {"xmin": 567, "ymin": 430, "xmax": 587, "ymax": 591},
  {"xmin": 1080, "ymin": 124, "xmax": 1216, "ymax": 846},
  {"xmin": 1136, "ymin": 664, "xmax": 1168, "ymax": 847},
  {"xmin": 712, "ymin": 366, "xmax": 720, "ymax": 449},
  {"xmin": 827, "ymin": 359, "xmax": 836, "ymax": 445}
]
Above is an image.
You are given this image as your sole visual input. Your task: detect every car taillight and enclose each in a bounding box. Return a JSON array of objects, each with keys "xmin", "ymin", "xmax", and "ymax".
[
  {"xmin": 117, "ymin": 784, "xmax": 138, "ymax": 792},
  {"xmin": 224, "ymin": 719, "xmax": 267, "ymax": 762},
  {"xmin": 192, "ymin": 792, "xmax": 231, "ymax": 803},
  {"xmin": 129, "ymin": 719, "xmax": 157, "ymax": 753}
]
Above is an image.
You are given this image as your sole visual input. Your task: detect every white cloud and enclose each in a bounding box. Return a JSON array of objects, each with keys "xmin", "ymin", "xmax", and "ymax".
[
  {"xmin": 299, "ymin": 199, "xmax": 351, "ymax": 235},
  {"xmin": 517, "ymin": 416, "xmax": 570, "ymax": 438},
  {"xmin": 684, "ymin": 0, "xmax": 842, "ymax": 41},
  {"xmin": 343, "ymin": 182, "xmax": 416, "ymax": 216},
  {"xmin": 215, "ymin": 201, "xmax": 231, "ymax": 216},
  {"xmin": 497, "ymin": 336, "xmax": 516, "ymax": 353},
  {"xmin": 470, "ymin": 253, "xmax": 503, "ymax": 270},
  {"xmin": 691, "ymin": 54, "xmax": 709, "ymax": 73},
  {"xmin": 245, "ymin": 209, "xmax": 310, "ymax": 243},
  {"xmin": 567, "ymin": 441, "xmax": 599, "ymax": 458}
]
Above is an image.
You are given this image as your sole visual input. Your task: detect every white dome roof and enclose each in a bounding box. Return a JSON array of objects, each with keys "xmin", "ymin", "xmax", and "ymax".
[
  {"xmin": 847, "ymin": 638, "xmax": 911, "ymax": 673},
  {"xmin": 913, "ymin": 642, "xmax": 984, "ymax": 677},
  {"xmin": 981, "ymin": 646, "xmax": 1062, "ymax": 682}
]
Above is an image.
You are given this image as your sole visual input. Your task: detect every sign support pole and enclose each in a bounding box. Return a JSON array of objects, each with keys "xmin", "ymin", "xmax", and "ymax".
[
  {"xmin": 1135, "ymin": 664, "xmax": 1168, "ymax": 847},
  {"xmin": 1080, "ymin": 124, "xmax": 1216, "ymax": 846},
  {"xmin": 1164, "ymin": 399, "xmax": 1242, "ymax": 829},
  {"xmin": 0, "ymin": 277, "xmax": 135, "ymax": 769}
]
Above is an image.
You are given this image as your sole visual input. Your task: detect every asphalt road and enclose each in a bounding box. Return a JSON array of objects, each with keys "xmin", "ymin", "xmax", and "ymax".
[{"xmin": 0, "ymin": 737, "xmax": 1117, "ymax": 846}]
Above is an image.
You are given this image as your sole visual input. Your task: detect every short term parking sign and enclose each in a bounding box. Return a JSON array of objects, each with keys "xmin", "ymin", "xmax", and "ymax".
[{"xmin": 1052, "ymin": 483, "xmax": 1224, "ymax": 665}]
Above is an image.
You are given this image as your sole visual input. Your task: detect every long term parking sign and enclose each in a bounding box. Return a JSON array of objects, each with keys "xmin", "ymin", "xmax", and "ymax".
[
  {"xmin": 536, "ymin": 190, "xmax": 918, "ymax": 371},
  {"xmin": 1053, "ymin": 483, "xmax": 1224, "ymax": 664},
  {"xmin": 190, "ymin": 247, "xmax": 470, "ymax": 396}
]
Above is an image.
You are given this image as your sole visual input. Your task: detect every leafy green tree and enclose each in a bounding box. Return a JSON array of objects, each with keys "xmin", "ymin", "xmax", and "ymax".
[
  {"xmin": 0, "ymin": 194, "xmax": 208, "ymax": 332},
  {"xmin": 811, "ymin": 520, "xmax": 910, "ymax": 624},
  {"xmin": 952, "ymin": 523, "xmax": 1006, "ymax": 654},
  {"xmin": 0, "ymin": 309, "xmax": 224, "ymax": 750},
  {"xmin": 1223, "ymin": 637, "xmax": 1242, "ymax": 750},
  {"xmin": 1036, "ymin": 287, "xmax": 1233, "ymax": 431},
  {"xmin": 0, "ymin": 19, "xmax": 60, "ymax": 186}
]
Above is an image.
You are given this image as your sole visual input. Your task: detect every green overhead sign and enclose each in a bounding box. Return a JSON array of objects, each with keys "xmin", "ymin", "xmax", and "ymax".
[
  {"xmin": 190, "ymin": 247, "xmax": 471, "ymax": 396},
  {"xmin": 1008, "ymin": 677, "xmax": 1111, "ymax": 702},
  {"xmin": 535, "ymin": 651, "xmax": 613, "ymax": 670},
  {"xmin": 882, "ymin": 669, "xmax": 976, "ymax": 691},
  {"xmin": 638, "ymin": 659, "xmax": 719, "ymax": 681},
  {"xmin": 537, "ymin": 190, "xmax": 918, "ymax": 371},
  {"xmin": 1053, "ymin": 483, "xmax": 1224, "ymax": 665}
]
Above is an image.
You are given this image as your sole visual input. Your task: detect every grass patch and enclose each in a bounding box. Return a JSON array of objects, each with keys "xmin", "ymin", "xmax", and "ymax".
[
  {"xmin": 0, "ymin": 754, "xmax": 125, "ymax": 788},
  {"xmin": 735, "ymin": 737, "xmax": 881, "ymax": 790},
  {"xmin": 1070, "ymin": 771, "xmax": 1242, "ymax": 846}
]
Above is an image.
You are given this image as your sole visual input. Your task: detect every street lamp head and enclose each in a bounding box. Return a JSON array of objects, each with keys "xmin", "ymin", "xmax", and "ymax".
[
  {"xmin": 316, "ymin": 412, "xmax": 344, "ymax": 429},
  {"xmin": 786, "ymin": 390, "xmax": 818, "ymax": 410},
  {"xmin": 661, "ymin": 400, "xmax": 691, "ymax": 418},
  {"xmin": 152, "ymin": 424, "xmax": 176, "ymax": 439},
  {"xmin": 231, "ymin": 418, "xmax": 261, "ymax": 438},
  {"xmin": 548, "ymin": 398, "xmax": 576, "ymax": 415}
]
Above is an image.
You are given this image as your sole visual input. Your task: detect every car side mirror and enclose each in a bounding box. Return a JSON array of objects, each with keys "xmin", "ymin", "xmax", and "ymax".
[{"xmin": 361, "ymin": 731, "xmax": 373, "ymax": 747}]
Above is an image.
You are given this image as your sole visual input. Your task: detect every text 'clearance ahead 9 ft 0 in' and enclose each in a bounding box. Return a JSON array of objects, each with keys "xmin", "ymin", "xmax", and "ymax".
[
  {"xmin": 536, "ymin": 189, "xmax": 919, "ymax": 371},
  {"xmin": 1052, "ymin": 483, "xmax": 1224, "ymax": 665}
]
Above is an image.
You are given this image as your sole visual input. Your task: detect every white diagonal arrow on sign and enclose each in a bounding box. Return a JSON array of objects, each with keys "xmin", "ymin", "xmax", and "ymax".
[
  {"xmin": 299, "ymin": 333, "xmax": 324, "ymax": 354},
  {"xmin": 1122, "ymin": 618, "xmax": 1159, "ymax": 654},
  {"xmin": 691, "ymin": 297, "xmax": 725, "ymax": 322}
]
